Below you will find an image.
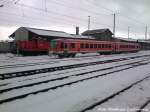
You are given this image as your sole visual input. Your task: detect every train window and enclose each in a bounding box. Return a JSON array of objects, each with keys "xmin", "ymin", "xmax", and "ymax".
[
  {"xmin": 60, "ymin": 42, "xmax": 64, "ymax": 48},
  {"xmin": 64, "ymin": 43, "xmax": 67, "ymax": 48},
  {"xmin": 98, "ymin": 44, "xmax": 101, "ymax": 48},
  {"xmin": 109, "ymin": 44, "xmax": 111, "ymax": 48},
  {"xmin": 80, "ymin": 43, "xmax": 84, "ymax": 48},
  {"xmin": 86, "ymin": 43, "xmax": 89, "ymax": 48},
  {"xmin": 107, "ymin": 44, "xmax": 110, "ymax": 48},
  {"xmin": 70, "ymin": 43, "xmax": 75, "ymax": 48},
  {"xmin": 121, "ymin": 45, "xmax": 123, "ymax": 48},
  {"xmin": 94, "ymin": 44, "xmax": 97, "ymax": 48},
  {"xmin": 90, "ymin": 44, "xmax": 93, "ymax": 48},
  {"xmin": 106, "ymin": 44, "xmax": 109, "ymax": 48},
  {"xmin": 102, "ymin": 44, "xmax": 104, "ymax": 48}
]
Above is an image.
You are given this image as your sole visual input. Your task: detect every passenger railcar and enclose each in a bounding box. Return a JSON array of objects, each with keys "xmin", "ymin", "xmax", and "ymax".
[{"xmin": 51, "ymin": 39, "xmax": 140, "ymax": 58}]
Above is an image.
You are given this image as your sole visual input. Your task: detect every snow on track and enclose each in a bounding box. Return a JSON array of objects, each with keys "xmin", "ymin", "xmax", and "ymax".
[
  {"xmin": 1, "ymin": 51, "xmax": 150, "ymax": 112},
  {"xmin": 86, "ymin": 75, "xmax": 150, "ymax": 112},
  {"xmin": 0, "ymin": 56, "xmax": 149, "ymax": 89},
  {"xmin": 143, "ymin": 104, "xmax": 150, "ymax": 112},
  {"xmin": 0, "ymin": 62, "xmax": 134, "ymax": 101},
  {"xmin": 1, "ymin": 51, "xmax": 150, "ymax": 74},
  {"xmin": 1, "ymin": 59, "xmax": 150, "ymax": 112}
]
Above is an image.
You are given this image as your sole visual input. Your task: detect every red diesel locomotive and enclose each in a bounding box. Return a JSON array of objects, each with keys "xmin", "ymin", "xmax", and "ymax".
[
  {"xmin": 50, "ymin": 39, "xmax": 140, "ymax": 58},
  {"xmin": 13, "ymin": 39, "xmax": 50, "ymax": 55}
]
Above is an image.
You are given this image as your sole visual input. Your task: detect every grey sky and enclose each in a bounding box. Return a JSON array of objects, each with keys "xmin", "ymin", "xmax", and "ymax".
[{"xmin": 0, "ymin": 0, "xmax": 150, "ymax": 40}]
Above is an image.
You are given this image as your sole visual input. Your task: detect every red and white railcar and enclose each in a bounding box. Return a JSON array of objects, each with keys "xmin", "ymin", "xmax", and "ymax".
[{"xmin": 51, "ymin": 39, "xmax": 140, "ymax": 58}]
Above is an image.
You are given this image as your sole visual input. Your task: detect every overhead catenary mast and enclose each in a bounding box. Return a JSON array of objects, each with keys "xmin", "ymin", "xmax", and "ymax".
[
  {"xmin": 113, "ymin": 13, "xmax": 116, "ymax": 37},
  {"xmin": 145, "ymin": 26, "xmax": 148, "ymax": 40},
  {"xmin": 88, "ymin": 16, "xmax": 91, "ymax": 31},
  {"xmin": 128, "ymin": 26, "xmax": 130, "ymax": 40}
]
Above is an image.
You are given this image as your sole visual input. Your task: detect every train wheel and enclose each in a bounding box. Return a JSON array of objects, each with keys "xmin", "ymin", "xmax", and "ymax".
[
  {"xmin": 71, "ymin": 53, "xmax": 76, "ymax": 58},
  {"xmin": 58, "ymin": 54, "xmax": 64, "ymax": 58}
]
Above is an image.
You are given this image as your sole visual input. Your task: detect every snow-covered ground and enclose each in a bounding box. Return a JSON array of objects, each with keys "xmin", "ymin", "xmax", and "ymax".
[
  {"xmin": 1, "ymin": 51, "xmax": 150, "ymax": 74},
  {"xmin": 87, "ymin": 75, "xmax": 150, "ymax": 112},
  {"xmin": 0, "ymin": 51, "xmax": 150, "ymax": 112}
]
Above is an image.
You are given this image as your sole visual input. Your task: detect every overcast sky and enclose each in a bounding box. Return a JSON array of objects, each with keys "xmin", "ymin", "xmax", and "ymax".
[{"xmin": 0, "ymin": 0, "xmax": 150, "ymax": 40}]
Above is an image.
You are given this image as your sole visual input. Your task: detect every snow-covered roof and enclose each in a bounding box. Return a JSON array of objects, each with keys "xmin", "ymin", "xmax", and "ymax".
[
  {"xmin": 115, "ymin": 37, "xmax": 138, "ymax": 42},
  {"xmin": 137, "ymin": 39, "xmax": 150, "ymax": 43},
  {"xmin": 82, "ymin": 28, "xmax": 113, "ymax": 35},
  {"xmin": 25, "ymin": 27, "xmax": 74, "ymax": 38},
  {"xmin": 71, "ymin": 34, "xmax": 94, "ymax": 39},
  {"xmin": 10, "ymin": 27, "xmax": 96, "ymax": 40}
]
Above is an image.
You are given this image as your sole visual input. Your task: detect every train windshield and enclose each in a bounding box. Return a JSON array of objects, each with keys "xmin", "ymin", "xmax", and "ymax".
[{"xmin": 51, "ymin": 40, "xmax": 57, "ymax": 49}]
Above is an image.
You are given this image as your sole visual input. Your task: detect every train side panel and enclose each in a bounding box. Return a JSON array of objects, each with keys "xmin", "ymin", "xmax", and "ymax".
[{"xmin": 16, "ymin": 40, "xmax": 50, "ymax": 55}]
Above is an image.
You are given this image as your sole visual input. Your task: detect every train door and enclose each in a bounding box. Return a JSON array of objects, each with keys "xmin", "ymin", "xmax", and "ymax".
[
  {"xmin": 112, "ymin": 43, "xmax": 117, "ymax": 53},
  {"xmin": 69, "ymin": 42, "xmax": 76, "ymax": 53},
  {"xmin": 51, "ymin": 40, "xmax": 57, "ymax": 51}
]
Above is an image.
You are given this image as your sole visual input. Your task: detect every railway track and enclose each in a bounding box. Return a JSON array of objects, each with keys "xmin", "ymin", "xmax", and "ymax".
[
  {"xmin": 79, "ymin": 75, "xmax": 150, "ymax": 112},
  {"xmin": 0, "ymin": 60, "xmax": 58, "ymax": 69},
  {"xmin": 1, "ymin": 54, "xmax": 150, "ymax": 80},
  {"xmin": 136, "ymin": 99, "xmax": 150, "ymax": 112},
  {"xmin": 0, "ymin": 57, "xmax": 150, "ymax": 104},
  {"xmin": 0, "ymin": 57, "xmax": 149, "ymax": 94},
  {"xmin": 0, "ymin": 56, "xmax": 145, "ymax": 87},
  {"xmin": 0, "ymin": 54, "xmax": 101, "ymax": 69}
]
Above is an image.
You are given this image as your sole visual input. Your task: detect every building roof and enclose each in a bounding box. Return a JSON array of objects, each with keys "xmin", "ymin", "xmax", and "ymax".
[
  {"xmin": 9, "ymin": 27, "xmax": 74, "ymax": 38},
  {"xmin": 115, "ymin": 37, "xmax": 138, "ymax": 42},
  {"xmin": 82, "ymin": 28, "xmax": 113, "ymax": 35},
  {"xmin": 137, "ymin": 39, "xmax": 150, "ymax": 43},
  {"xmin": 26, "ymin": 27, "xmax": 74, "ymax": 38},
  {"xmin": 71, "ymin": 34, "xmax": 94, "ymax": 39},
  {"xmin": 10, "ymin": 27, "xmax": 96, "ymax": 40}
]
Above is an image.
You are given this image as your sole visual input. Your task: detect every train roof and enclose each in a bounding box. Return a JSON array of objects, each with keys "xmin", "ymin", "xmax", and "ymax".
[{"xmin": 52, "ymin": 38, "xmax": 139, "ymax": 45}]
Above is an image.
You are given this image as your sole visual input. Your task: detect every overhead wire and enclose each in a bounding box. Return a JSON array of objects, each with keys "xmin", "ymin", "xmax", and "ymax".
[
  {"xmin": 48, "ymin": 0, "xmax": 111, "ymax": 16},
  {"xmin": 4, "ymin": 1, "xmax": 114, "ymax": 28},
  {"xmin": 1, "ymin": 0, "xmax": 148, "ymax": 39},
  {"xmin": 85, "ymin": 0, "xmax": 146, "ymax": 26}
]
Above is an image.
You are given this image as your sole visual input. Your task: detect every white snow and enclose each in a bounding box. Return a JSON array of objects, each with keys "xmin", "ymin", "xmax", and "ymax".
[
  {"xmin": 87, "ymin": 75, "xmax": 150, "ymax": 112},
  {"xmin": 0, "ymin": 59, "xmax": 150, "ymax": 112},
  {"xmin": 1, "ymin": 56, "xmax": 148, "ymax": 88},
  {"xmin": 0, "ymin": 51, "xmax": 150, "ymax": 112},
  {"xmin": 1, "ymin": 51, "xmax": 150, "ymax": 74}
]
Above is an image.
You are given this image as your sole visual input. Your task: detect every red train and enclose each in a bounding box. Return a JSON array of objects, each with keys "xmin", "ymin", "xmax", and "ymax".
[
  {"xmin": 12, "ymin": 38, "xmax": 140, "ymax": 57},
  {"xmin": 12, "ymin": 40, "xmax": 50, "ymax": 55},
  {"xmin": 50, "ymin": 39, "xmax": 140, "ymax": 58}
]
